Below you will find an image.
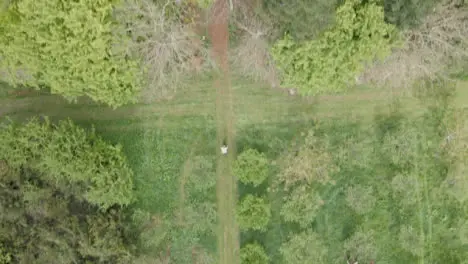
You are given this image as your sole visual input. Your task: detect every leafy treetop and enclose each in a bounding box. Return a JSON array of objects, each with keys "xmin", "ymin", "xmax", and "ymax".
[
  {"xmin": 236, "ymin": 194, "xmax": 271, "ymax": 231},
  {"xmin": 271, "ymin": 0, "xmax": 400, "ymax": 95},
  {"xmin": 0, "ymin": 117, "xmax": 134, "ymax": 209},
  {"xmin": 240, "ymin": 242, "xmax": 269, "ymax": 264},
  {"xmin": 233, "ymin": 148, "xmax": 269, "ymax": 187},
  {"xmin": 0, "ymin": 0, "xmax": 143, "ymax": 108}
]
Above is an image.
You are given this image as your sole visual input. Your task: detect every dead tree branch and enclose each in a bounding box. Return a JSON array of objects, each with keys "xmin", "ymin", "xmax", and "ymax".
[
  {"xmin": 358, "ymin": 0, "xmax": 468, "ymax": 90},
  {"xmin": 229, "ymin": 2, "xmax": 280, "ymax": 87},
  {"xmin": 115, "ymin": 0, "xmax": 213, "ymax": 103}
]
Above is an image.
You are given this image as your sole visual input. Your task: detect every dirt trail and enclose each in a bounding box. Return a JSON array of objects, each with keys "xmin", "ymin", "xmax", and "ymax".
[{"xmin": 208, "ymin": 1, "xmax": 240, "ymax": 264}]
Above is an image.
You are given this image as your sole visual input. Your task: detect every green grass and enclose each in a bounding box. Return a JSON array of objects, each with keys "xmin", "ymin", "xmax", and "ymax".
[{"xmin": 1, "ymin": 74, "xmax": 468, "ymax": 263}]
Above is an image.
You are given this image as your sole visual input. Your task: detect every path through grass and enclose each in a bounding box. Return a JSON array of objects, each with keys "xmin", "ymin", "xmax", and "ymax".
[{"xmin": 210, "ymin": 0, "xmax": 240, "ymax": 263}]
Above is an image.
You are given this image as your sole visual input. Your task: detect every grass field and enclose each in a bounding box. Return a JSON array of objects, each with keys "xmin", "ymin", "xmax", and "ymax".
[{"xmin": 1, "ymin": 77, "xmax": 467, "ymax": 263}]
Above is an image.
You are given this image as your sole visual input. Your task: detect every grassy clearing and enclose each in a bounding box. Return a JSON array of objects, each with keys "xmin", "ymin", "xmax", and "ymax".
[
  {"xmin": 1, "ymin": 76, "xmax": 468, "ymax": 263},
  {"xmin": 2, "ymin": 78, "xmax": 467, "ymax": 127}
]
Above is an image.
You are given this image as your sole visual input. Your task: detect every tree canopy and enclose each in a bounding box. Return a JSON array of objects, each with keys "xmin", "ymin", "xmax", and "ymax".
[
  {"xmin": 260, "ymin": 0, "xmax": 340, "ymax": 41},
  {"xmin": 279, "ymin": 229, "xmax": 327, "ymax": 264},
  {"xmin": 236, "ymin": 194, "xmax": 271, "ymax": 231},
  {"xmin": 271, "ymin": 0, "xmax": 400, "ymax": 95},
  {"xmin": 0, "ymin": 0, "xmax": 143, "ymax": 107},
  {"xmin": 240, "ymin": 242, "xmax": 269, "ymax": 264},
  {"xmin": 0, "ymin": 117, "xmax": 134, "ymax": 209},
  {"xmin": 233, "ymin": 148, "xmax": 269, "ymax": 187},
  {"xmin": 0, "ymin": 117, "xmax": 141, "ymax": 263},
  {"xmin": 382, "ymin": 0, "xmax": 439, "ymax": 29}
]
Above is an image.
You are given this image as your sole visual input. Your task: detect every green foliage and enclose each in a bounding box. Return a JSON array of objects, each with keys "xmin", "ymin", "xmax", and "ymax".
[
  {"xmin": 0, "ymin": 117, "xmax": 134, "ymax": 209},
  {"xmin": 343, "ymin": 229, "xmax": 377, "ymax": 262},
  {"xmin": 187, "ymin": 155, "xmax": 217, "ymax": 194},
  {"xmin": 280, "ymin": 185, "xmax": 324, "ymax": 228},
  {"xmin": 382, "ymin": 0, "xmax": 439, "ymax": 29},
  {"xmin": 196, "ymin": 0, "xmax": 213, "ymax": 9},
  {"xmin": 275, "ymin": 129, "xmax": 334, "ymax": 228},
  {"xmin": 255, "ymin": 80, "xmax": 468, "ymax": 263},
  {"xmin": 240, "ymin": 242, "xmax": 269, "ymax": 264},
  {"xmin": 237, "ymin": 194, "xmax": 271, "ymax": 231},
  {"xmin": 303, "ymin": 80, "xmax": 468, "ymax": 263},
  {"xmin": 279, "ymin": 229, "xmax": 327, "ymax": 264},
  {"xmin": 183, "ymin": 202, "xmax": 217, "ymax": 237},
  {"xmin": 271, "ymin": 0, "xmax": 400, "ymax": 95},
  {"xmin": 277, "ymin": 130, "xmax": 336, "ymax": 190},
  {"xmin": 0, "ymin": 245, "xmax": 11, "ymax": 264},
  {"xmin": 0, "ymin": 0, "xmax": 143, "ymax": 107},
  {"xmin": 0, "ymin": 162, "xmax": 136, "ymax": 263},
  {"xmin": 234, "ymin": 148, "xmax": 269, "ymax": 187},
  {"xmin": 260, "ymin": 0, "xmax": 339, "ymax": 41},
  {"xmin": 398, "ymin": 225, "xmax": 423, "ymax": 256},
  {"xmin": 345, "ymin": 185, "xmax": 376, "ymax": 214}
]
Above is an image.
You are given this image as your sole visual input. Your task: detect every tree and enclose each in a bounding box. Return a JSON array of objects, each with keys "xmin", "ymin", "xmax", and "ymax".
[
  {"xmin": 0, "ymin": 117, "xmax": 134, "ymax": 209},
  {"xmin": 0, "ymin": 246, "xmax": 11, "ymax": 264},
  {"xmin": 271, "ymin": 0, "xmax": 400, "ymax": 95},
  {"xmin": 275, "ymin": 129, "xmax": 333, "ymax": 228},
  {"xmin": 278, "ymin": 130, "xmax": 336, "ymax": 190},
  {"xmin": 230, "ymin": 1, "xmax": 280, "ymax": 87},
  {"xmin": 346, "ymin": 185, "xmax": 377, "ymax": 215},
  {"xmin": 0, "ymin": 0, "xmax": 143, "ymax": 108},
  {"xmin": 344, "ymin": 229, "xmax": 377, "ymax": 263},
  {"xmin": 260, "ymin": 0, "xmax": 340, "ymax": 41},
  {"xmin": 280, "ymin": 229, "xmax": 327, "ymax": 264},
  {"xmin": 236, "ymin": 195, "xmax": 271, "ymax": 231},
  {"xmin": 233, "ymin": 148, "xmax": 269, "ymax": 187},
  {"xmin": 382, "ymin": 0, "xmax": 439, "ymax": 29},
  {"xmin": 359, "ymin": 1, "xmax": 468, "ymax": 89},
  {"xmin": 240, "ymin": 242, "xmax": 269, "ymax": 264},
  {"xmin": 398, "ymin": 225, "xmax": 424, "ymax": 257},
  {"xmin": 0, "ymin": 154, "xmax": 137, "ymax": 263},
  {"xmin": 280, "ymin": 185, "xmax": 324, "ymax": 228},
  {"xmin": 115, "ymin": 0, "xmax": 212, "ymax": 103}
]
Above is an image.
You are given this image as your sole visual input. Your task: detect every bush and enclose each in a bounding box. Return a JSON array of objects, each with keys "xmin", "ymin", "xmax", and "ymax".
[
  {"xmin": 233, "ymin": 148, "xmax": 269, "ymax": 187},
  {"xmin": 271, "ymin": 0, "xmax": 400, "ymax": 95},
  {"xmin": 240, "ymin": 242, "xmax": 269, "ymax": 264},
  {"xmin": 236, "ymin": 194, "xmax": 271, "ymax": 231}
]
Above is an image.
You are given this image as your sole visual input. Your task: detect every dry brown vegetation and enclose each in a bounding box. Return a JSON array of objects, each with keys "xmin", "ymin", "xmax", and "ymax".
[
  {"xmin": 228, "ymin": 1, "xmax": 280, "ymax": 88},
  {"xmin": 359, "ymin": 0, "xmax": 468, "ymax": 90},
  {"xmin": 115, "ymin": 0, "xmax": 214, "ymax": 103}
]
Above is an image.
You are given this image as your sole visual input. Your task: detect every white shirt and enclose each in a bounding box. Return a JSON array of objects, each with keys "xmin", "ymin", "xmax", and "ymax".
[{"xmin": 221, "ymin": 146, "xmax": 228, "ymax": 154}]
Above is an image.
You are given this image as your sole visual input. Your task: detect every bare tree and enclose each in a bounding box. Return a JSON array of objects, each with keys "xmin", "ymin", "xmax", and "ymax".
[
  {"xmin": 229, "ymin": 1, "xmax": 280, "ymax": 88},
  {"xmin": 115, "ymin": 0, "xmax": 214, "ymax": 103},
  {"xmin": 358, "ymin": 0, "xmax": 468, "ymax": 90}
]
